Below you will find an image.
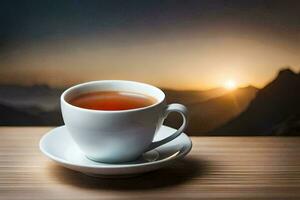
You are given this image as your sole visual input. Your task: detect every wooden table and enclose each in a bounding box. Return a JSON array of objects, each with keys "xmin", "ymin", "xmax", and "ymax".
[{"xmin": 0, "ymin": 127, "xmax": 300, "ymax": 200}]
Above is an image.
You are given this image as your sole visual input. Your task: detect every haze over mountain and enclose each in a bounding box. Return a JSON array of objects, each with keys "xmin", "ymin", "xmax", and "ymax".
[{"xmin": 214, "ymin": 68, "xmax": 300, "ymax": 135}]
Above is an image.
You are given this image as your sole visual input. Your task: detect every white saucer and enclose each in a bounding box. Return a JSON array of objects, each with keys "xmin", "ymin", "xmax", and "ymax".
[{"xmin": 39, "ymin": 125, "xmax": 192, "ymax": 177}]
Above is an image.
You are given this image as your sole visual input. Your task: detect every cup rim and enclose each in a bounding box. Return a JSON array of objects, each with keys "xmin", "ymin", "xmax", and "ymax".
[{"xmin": 61, "ymin": 80, "xmax": 166, "ymax": 113}]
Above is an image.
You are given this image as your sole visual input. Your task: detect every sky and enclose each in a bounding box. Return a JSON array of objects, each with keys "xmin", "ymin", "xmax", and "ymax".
[{"xmin": 0, "ymin": 0, "xmax": 300, "ymax": 90}]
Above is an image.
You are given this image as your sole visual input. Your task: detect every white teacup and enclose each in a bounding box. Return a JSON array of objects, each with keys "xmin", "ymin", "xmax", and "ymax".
[{"xmin": 61, "ymin": 80, "xmax": 188, "ymax": 163}]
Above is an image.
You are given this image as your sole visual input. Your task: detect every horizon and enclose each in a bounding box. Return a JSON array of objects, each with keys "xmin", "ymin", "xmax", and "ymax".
[
  {"xmin": 0, "ymin": 67, "xmax": 298, "ymax": 91},
  {"xmin": 0, "ymin": 80, "xmax": 259, "ymax": 91}
]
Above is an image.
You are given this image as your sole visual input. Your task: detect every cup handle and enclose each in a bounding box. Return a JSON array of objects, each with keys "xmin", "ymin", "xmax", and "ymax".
[{"xmin": 146, "ymin": 103, "xmax": 188, "ymax": 151}]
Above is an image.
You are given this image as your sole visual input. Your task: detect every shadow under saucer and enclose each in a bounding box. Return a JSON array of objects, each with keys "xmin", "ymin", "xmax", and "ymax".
[{"xmin": 48, "ymin": 157, "xmax": 209, "ymax": 190}]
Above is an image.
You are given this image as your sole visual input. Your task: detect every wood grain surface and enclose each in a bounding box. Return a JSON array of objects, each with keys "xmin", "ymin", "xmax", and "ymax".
[{"xmin": 0, "ymin": 127, "xmax": 300, "ymax": 200}]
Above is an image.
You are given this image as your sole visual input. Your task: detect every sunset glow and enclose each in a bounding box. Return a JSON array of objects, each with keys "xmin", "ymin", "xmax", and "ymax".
[{"xmin": 224, "ymin": 80, "xmax": 237, "ymax": 90}]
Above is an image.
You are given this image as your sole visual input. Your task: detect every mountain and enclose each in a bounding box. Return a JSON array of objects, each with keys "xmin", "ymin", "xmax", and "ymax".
[
  {"xmin": 0, "ymin": 103, "xmax": 63, "ymax": 126},
  {"xmin": 0, "ymin": 104, "xmax": 41, "ymax": 125},
  {"xmin": 164, "ymin": 86, "xmax": 258, "ymax": 135},
  {"xmin": 0, "ymin": 84, "xmax": 64, "ymax": 126},
  {"xmin": 271, "ymin": 114, "xmax": 300, "ymax": 136},
  {"xmin": 214, "ymin": 68, "xmax": 300, "ymax": 135},
  {"xmin": 0, "ymin": 84, "xmax": 64, "ymax": 111}
]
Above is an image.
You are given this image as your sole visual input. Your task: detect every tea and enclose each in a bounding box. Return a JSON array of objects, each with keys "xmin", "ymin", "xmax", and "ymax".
[{"xmin": 69, "ymin": 91, "xmax": 156, "ymax": 111}]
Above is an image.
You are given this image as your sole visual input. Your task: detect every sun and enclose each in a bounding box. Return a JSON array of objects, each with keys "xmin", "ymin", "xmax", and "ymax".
[{"xmin": 224, "ymin": 79, "xmax": 237, "ymax": 90}]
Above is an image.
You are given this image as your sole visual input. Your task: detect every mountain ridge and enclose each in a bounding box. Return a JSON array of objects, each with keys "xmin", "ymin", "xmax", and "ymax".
[{"xmin": 213, "ymin": 68, "xmax": 300, "ymax": 135}]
